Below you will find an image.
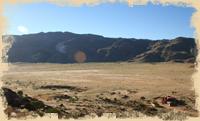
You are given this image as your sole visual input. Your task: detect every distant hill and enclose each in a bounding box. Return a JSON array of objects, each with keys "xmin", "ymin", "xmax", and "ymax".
[{"xmin": 2, "ymin": 32, "xmax": 197, "ymax": 63}]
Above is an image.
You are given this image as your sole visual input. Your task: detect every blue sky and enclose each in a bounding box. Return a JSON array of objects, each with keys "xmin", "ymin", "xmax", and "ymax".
[{"xmin": 4, "ymin": 2, "xmax": 195, "ymax": 40}]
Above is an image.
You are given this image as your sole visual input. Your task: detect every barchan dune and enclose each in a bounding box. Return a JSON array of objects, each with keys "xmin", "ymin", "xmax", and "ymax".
[{"xmin": 0, "ymin": 0, "xmax": 200, "ymax": 121}]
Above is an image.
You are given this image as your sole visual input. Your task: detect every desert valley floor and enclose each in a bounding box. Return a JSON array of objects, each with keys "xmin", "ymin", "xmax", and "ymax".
[{"xmin": 2, "ymin": 62, "xmax": 198, "ymax": 119}]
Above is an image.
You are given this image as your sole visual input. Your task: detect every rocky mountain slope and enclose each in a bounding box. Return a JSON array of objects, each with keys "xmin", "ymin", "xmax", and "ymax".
[{"xmin": 2, "ymin": 32, "xmax": 196, "ymax": 63}]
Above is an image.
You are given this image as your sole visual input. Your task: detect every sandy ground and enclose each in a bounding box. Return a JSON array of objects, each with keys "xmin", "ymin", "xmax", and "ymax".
[{"xmin": 2, "ymin": 62, "xmax": 198, "ymax": 119}]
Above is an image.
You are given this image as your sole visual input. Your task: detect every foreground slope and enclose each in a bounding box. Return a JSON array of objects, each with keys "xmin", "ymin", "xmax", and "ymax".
[{"xmin": 2, "ymin": 62, "xmax": 197, "ymax": 119}]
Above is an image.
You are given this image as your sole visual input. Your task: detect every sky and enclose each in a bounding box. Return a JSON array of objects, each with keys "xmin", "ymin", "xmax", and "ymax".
[{"xmin": 4, "ymin": 2, "xmax": 195, "ymax": 40}]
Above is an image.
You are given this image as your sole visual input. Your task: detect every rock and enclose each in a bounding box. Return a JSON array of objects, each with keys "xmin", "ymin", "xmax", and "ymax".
[
  {"xmin": 110, "ymin": 92, "xmax": 116, "ymax": 95},
  {"xmin": 140, "ymin": 96, "xmax": 146, "ymax": 100},
  {"xmin": 2, "ymin": 88, "xmax": 27, "ymax": 108},
  {"xmin": 2, "ymin": 87, "xmax": 65, "ymax": 118},
  {"xmin": 122, "ymin": 95, "xmax": 129, "ymax": 99}
]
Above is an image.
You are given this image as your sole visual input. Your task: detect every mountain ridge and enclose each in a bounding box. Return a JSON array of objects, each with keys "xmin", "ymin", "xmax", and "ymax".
[{"xmin": 2, "ymin": 32, "xmax": 196, "ymax": 63}]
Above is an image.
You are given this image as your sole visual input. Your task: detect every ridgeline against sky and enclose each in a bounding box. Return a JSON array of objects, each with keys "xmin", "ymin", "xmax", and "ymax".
[{"xmin": 4, "ymin": 3, "xmax": 195, "ymax": 40}]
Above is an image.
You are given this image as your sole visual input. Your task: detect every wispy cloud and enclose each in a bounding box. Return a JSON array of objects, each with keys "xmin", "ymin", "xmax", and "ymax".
[{"xmin": 17, "ymin": 25, "xmax": 29, "ymax": 34}]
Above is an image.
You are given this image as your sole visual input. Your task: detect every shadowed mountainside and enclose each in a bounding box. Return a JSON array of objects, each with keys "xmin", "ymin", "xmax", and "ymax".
[{"xmin": 2, "ymin": 32, "xmax": 196, "ymax": 63}]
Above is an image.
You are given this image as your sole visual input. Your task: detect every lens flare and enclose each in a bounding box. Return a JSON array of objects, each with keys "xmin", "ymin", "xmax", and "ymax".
[{"xmin": 74, "ymin": 51, "xmax": 87, "ymax": 63}]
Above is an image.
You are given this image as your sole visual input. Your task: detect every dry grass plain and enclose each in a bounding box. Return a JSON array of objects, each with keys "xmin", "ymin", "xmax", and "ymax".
[{"xmin": 2, "ymin": 62, "xmax": 198, "ymax": 119}]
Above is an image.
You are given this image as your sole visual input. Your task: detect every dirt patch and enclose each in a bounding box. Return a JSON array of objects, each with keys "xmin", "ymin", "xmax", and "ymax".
[{"xmin": 40, "ymin": 85, "xmax": 87, "ymax": 92}]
